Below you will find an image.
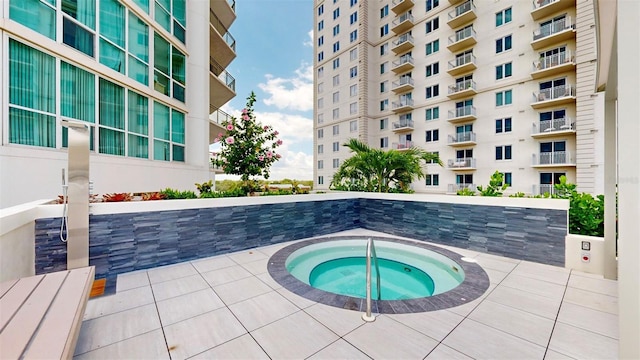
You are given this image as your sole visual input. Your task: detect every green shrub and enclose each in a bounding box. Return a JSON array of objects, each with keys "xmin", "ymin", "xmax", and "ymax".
[
  {"xmin": 509, "ymin": 192, "xmax": 526, "ymax": 198},
  {"xmin": 456, "ymin": 187, "xmax": 475, "ymax": 196},
  {"xmin": 553, "ymin": 176, "xmax": 604, "ymax": 236},
  {"xmin": 477, "ymin": 171, "xmax": 509, "ymax": 197},
  {"xmin": 195, "ymin": 180, "xmax": 214, "ymax": 195},
  {"xmin": 160, "ymin": 188, "xmax": 197, "ymax": 199}
]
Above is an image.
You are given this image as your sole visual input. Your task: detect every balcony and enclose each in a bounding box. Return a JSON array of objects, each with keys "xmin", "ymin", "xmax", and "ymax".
[
  {"xmin": 209, "ymin": 57, "xmax": 236, "ymax": 109},
  {"xmin": 448, "ymin": 183, "xmax": 476, "ymax": 193},
  {"xmin": 531, "ymin": 17, "xmax": 575, "ymax": 50},
  {"xmin": 447, "ymin": 54, "xmax": 476, "ymax": 76},
  {"xmin": 210, "ymin": 10, "xmax": 237, "ymax": 68},
  {"xmin": 391, "ymin": 0, "xmax": 414, "ymax": 14},
  {"xmin": 448, "ymin": 105, "xmax": 477, "ymax": 123},
  {"xmin": 448, "ymin": 132, "xmax": 476, "ymax": 146},
  {"xmin": 392, "ymin": 77, "xmax": 415, "ymax": 93},
  {"xmin": 447, "ymin": 27, "xmax": 477, "ymax": 52},
  {"xmin": 392, "ymin": 12, "xmax": 415, "ymax": 34},
  {"xmin": 392, "ymin": 141, "xmax": 414, "ymax": 150},
  {"xmin": 391, "ymin": 33, "xmax": 415, "ymax": 54},
  {"xmin": 208, "ymin": 108, "xmax": 231, "ymax": 143},
  {"xmin": 532, "ymin": 151, "xmax": 576, "ymax": 167},
  {"xmin": 447, "ymin": 158, "xmax": 476, "ymax": 170},
  {"xmin": 533, "ymin": 184, "xmax": 558, "ymax": 196},
  {"xmin": 531, "ymin": 51, "xmax": 576, "ymax": 79},
  {"xmin": 210, "ymin": 0, "xmax": 236, "ymax": 29},
  {"xmin": 531, "ymin": 0, "xmax": 574, "ymax": 21},
  {"xmin": 392, "ymin": 55, "xmax": 415, "ymax": 73},
  {"xmin": 392, "ymin": 98, "xmax": 414, "ymax": 112},
  {"xmin": 392, "ymin": 119, "xmax": 415, "ymax": 133},
  {"xmin": 531, "ymin": 84, "xmax": 576, "ymax": 109},
  {"xmin": 531, "ymin": 117, "xmax": 576, "ymax": 138},
  {"xmin": 447, "ymin": 1, "xmax": 477, "ymax": 28},
  {"xmin": 447, "ymin": 80, "xmax": 477, "ymax": 100}
]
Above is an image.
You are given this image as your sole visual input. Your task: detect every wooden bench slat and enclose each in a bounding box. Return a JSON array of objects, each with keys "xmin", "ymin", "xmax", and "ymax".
[
  {"xmin": 0, "ymin": 279, "xmax": 19, "ymax": 299},
  {"xmin": 0, "ymin": 275, "xmax": 44, "ymax": 331},
  {"xmin": 0, "ymin": 271, "xmax": 67, "ymax": 360},
  {"xmin": 24, "ymin": 267, "xmax": 95, "ymax": 360}
]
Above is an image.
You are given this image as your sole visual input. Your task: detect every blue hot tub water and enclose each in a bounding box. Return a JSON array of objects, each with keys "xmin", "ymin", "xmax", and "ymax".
[{"xmin": 286, "ymin": 239, "xmax": 464, "ymax": 301}]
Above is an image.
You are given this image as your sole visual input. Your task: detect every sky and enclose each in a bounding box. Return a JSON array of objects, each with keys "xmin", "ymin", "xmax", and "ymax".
[{"xmin": 213, "ymin": 0, "xmax": 315, "ymax": 181}]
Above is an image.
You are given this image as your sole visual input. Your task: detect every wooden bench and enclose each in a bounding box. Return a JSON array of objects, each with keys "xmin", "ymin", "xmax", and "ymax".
[{"xmin": 0, "ymin": 267, "xmax": 95, "ymax": 360}]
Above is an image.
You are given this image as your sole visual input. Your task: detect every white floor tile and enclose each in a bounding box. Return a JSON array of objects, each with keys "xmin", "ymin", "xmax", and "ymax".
[
  {"xmin": 228, "ymin": 291, "xmax": 299, "ymax": 331},
  {"xmin": 200, "ymin": 265, "xmax": 253, "ymax": 287},
  {"xmin": 548, "ymin": 322, "xmax": 618, "ymax": 359},
  {"xmin": 386, "ymin": 309, "xmax": 464, "ymax": 341},
  {"xmin": 255, "ymin": 272, "xmax": 283, "ymax": 290},
  {"xmin": 487, "ymin": 285, "xmax": 562, "ymax": 320},
  {"xmin": 308, "ymin": 339, "xmax": 371, "ymax": 360},
  {"xmin": 83, "ymin": 286, "xmax": 155, "ymax": 320},
  {"xmin": 473, "ymin": 255, "xmax": 519, "ymax": 273},
  {"xmin": 557, "ymin": 302, "xmax": 619, "ymax": 339},
  {"xmin": 567, "ymin": 274, "xmax": 618, "ymax": 297},
  {"xmin": 304, "ymin": 303, "xmax": 366, "ymax": 337},
  {"xmin": 276, "ymin": 288, "xmax": 318, "ymax": 309},
  {"xmin": 147, "ymin": 263, "xmax": 198, "ymax": 284},
  {"xmin": 189, "ymin": 334, "xmax": 269, "ymax": 359},
  {"xmin": 544, "ymin": 349, "xmax": 577, "ymax": 359},
  {"xmin": 511, "ymin": 261, "xmax": 570, "ymax": 285},
  {"xmin": 227, "ymin": 249, "xmax": 268, "ymax": 264},
  {"xmin": 74, "ymin": 329, "xmax": 169, "ymax": 360},
  {"xmin": 562, "ymin": 286, "xmax": 618, "ymax": 314},
  {"xmin": 116, "ymin": 270, "xmax": 150, "ymax": 292},
  {"xmin": 191, "ymin": 255, "xmax": 236, "ymax": 273},
  {"xmin": 151, "ymin": 274, "xmax": 209, "ymax": 302},
  {"xmin": 501, "ymin": 273, "xmax": 566, "ymax": 301},
  {"xmin": 240, "ymin": 258, "xmax": 269, "ymax": 275},
  {"xmin": 213, "ymin": 276, "xmax": 272, "ymax": 305},
  {"xmin": 425, "ymin": 344, "xmax": 473, "ymax": 359},
  {"xmin": 156, "ymin": 288, "xmax": 226, "ymax": 326}
]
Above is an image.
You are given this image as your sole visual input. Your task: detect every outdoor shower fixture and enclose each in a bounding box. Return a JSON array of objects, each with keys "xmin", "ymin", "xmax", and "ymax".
[{"xmin": 60, "ymin": 119, "xmax": 90, "ymax": 269}]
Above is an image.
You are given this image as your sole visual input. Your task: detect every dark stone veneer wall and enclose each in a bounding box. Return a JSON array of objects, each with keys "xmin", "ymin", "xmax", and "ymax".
[{"xmin": 34, "ymin": 198, "xmax": 566, "ymax": 295}]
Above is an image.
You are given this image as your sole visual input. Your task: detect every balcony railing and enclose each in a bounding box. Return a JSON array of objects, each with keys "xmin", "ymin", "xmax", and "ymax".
[
  {"xmin": 448, "ymin": 183, "xmax": 476, "ymax": 193},
  {"xmin": 449, "ymin": 27, "xmax": 476, "ymax": 45},
  {"xmin": 532, "ymin": 117, "xmax": 575, "ymax": 135},
  {"xmin": 448, "ymin": 80, "xmax": 476, "ymax": 95},
  {"xmin": 535, "ymin": 184, "xmax": 557, "ymax": 196},
  {"xmin": 210, "ymin": 10, "xmax": 236, "ymax": 51},
  {"xmin": 391, "ymin": 0, "xmax": 414, "ymax": 13},
  {"xmin": 210, "ymin": 108, "xmax": 232, "ymax": 124},
  {"xmin": 532, "ymin": 151, "xmax": 574, "ymax": 165},
  {"xmin": 533, "ymin": 51, "xmax": 574, "ymax": 71},
  {"xmin": 533, "ymin": 17, "xmax": 574, "ymax": 41},
  {"xmin": 448, "ymin": 132, "xmax": 476, "ymax": 144},
  {"xmin": 393, "ymin": 55, "xmax": 414, "ymax": 69},
  {"xmin": 532, "ymin": 85, "xmax": 575, "ymax": 102},
  {"xmin": 210, "ymin": 57, "xmax": 236, "ymax": 91},
  {"xmin": 392, "ymin": 141, "xmax": 414, "ymax": 150},
  {"xmin": 392, "ymin": 77, "xmax": 414, "ymax": 89},
  {"xmin": 393, "ymin": 12, "xmax": 414, "ymax": 26},
  {"xmin": 448, "ymin": 105, "xmax": 476, "ymax": 119},
  {"xmin": 449, "ymin": 0, "xmax": 474, "ymax": 19},
  {"xmin": 393, "ymin": 33, "xmax": 414, "ymax": 48},
  {"xmin": 393, "ymin": 119, "xmax": 414, "ymax": 130},
  {"xmin": 448, "ymin": 158, "xmax": 476, "ymax": 168},
  {"xmin": 392, "ymin": 98, "xmax": 414, "ymax": 110},
  {"xmin": 228, "ymin": 0, "xmax": 236, "ymax": 12},
  {"xmin": 449, "ymin": 53, "xmax": 475, "ymax": 69}
]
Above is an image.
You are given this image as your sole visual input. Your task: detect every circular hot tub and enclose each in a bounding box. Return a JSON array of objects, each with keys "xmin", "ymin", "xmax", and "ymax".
[{"xmin": 268, "ymin": 235, "xmax": 490, "ymax": 314}]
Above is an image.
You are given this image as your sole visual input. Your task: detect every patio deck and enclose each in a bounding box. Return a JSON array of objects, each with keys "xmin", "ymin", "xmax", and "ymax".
[{"xmin": 73, "ymin": 229, "xmax": 618, "ymax": 359}]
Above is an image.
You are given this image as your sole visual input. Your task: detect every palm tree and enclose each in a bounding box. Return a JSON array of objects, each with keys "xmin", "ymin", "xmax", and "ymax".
[{"xmin": 331, "ymin": 139, "xmax": 443, "ymax": 193}]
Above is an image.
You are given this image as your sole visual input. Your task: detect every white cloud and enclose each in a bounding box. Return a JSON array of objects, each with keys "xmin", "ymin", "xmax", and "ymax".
[
  {"xmin": 257, "ymin": 64, "xmax": 313, "ymax": 112},
  {"xmin": 303, "ymin": 29, "xmax": 314, "ymax": 47}
]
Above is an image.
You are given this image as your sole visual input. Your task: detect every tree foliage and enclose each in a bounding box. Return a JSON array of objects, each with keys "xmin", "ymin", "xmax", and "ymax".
[
  {"xmin": 330, "ymin": 139, "xmax": 442, "ymax": 193},
  {"xmin": 477, "ymin": 171, "xmax": 509, "ymax": 196}
]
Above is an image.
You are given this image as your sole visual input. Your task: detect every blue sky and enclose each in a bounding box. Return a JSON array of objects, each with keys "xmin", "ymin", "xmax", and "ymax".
[{"xmin": 216, "ymin": 0, "xmax": 315, "ymax": 181}]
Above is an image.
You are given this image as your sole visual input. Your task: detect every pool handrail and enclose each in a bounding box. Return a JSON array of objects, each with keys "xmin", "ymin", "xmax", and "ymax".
[{"xmin": 362, "ymin": 237, "xmax": 381, "ymax": 322}]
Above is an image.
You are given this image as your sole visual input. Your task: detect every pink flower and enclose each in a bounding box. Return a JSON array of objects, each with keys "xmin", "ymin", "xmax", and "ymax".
[
  {"xmin": 274, "ymin": 131, "xmax": 279, "ymax": 136},
  {"xmin": 276, "ymin": 154, "xmax": 282, "ymax": 159},
  {"xmin": 217, "ymin": 132, "xmax": 224, "ymax": 139},
  {"xmin": 266, "ymin": 151, "xmax": 273, "ymax": 159},
  {"xmin": 242, "ymin": 108, "xmax": 247, "ymax": 114},
  {"xmin": 213, "ymin": 138, "xmax": 220, "ymax": 143},
  {"xmin": 258, "ymin": 155, "xmax": 264, "ymax": 161},
  {"xmin": 276, "ymin": 139, "xmax": 283, "ymax": 145},
  {"xmin": 242, "ymin": 115, "xmax": 249, "ymax": 121},
  {"xmin": 263, "ymin": 125, "xmax": 269, "ymax": 131},
  {"xmin": 225, "ymin": 137, "xmax": 234, "ymax": 144},
  {"xmin": 226, "ymin": 124, "xmax": 234, "ymax": 131}
]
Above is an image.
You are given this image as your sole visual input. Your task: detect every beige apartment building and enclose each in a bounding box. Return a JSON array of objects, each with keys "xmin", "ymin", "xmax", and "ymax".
[{"xmin": 313, "ymin": 0, "xmax": 603, "ymax": 195}]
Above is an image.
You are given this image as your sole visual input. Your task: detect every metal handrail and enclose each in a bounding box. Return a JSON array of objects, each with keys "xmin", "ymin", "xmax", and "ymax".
[{"xmin": 362, "ymin": 237, "xmax": 381, "ymax": 322}]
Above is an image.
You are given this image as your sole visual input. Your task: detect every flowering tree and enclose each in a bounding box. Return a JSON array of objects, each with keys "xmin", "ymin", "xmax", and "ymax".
[{"xmin": 211, "ymin": 92, "xmax": 282, "ymax": 191}]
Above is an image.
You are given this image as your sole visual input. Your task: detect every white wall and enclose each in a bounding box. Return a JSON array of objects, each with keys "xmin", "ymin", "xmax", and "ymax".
[{"xmin": 0, "ymin": 200, "xmax": 43, "ymax": 281}]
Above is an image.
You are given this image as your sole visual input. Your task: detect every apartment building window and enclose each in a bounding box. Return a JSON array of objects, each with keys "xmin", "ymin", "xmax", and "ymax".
[
  {"xmin": 333, "ymin": 108, "xmax": 340, "ymax": 119},
  {"xmin": 333, "ymin": 24, "xmax": 340, "ymax": 36},
  {"xmin": 350, "ymin": 12, "xmax": 358, "ymax": 24},
  {"xmin": 318, "ymin": 82, "xmax": 324, "ymax": 93},
  {"xmin": 350, "ymin": 0, "xmax": 357, "ymax": 7},
  {"xmin": 318, "ymin": 160, "xmax": 324, "ymax": 169},
  {"xmin": 332, "ymin": 124, "xmax": 339, "ymax": 135},
  {"xmin": 380, "ymin": 137, "xmax": 389, "ymax": 148},
  {"xmin": 350, "ymin": 48, "xmax": 358, "ymax": 60},
  {"xmin": 332, "ymin": 91, "xmax": 339, "ymax": 103},
  {"xmin": 540, "ymin": 172, "xmax": 565, "ymax": 192},
  {"xmin": 318, "ymin": 52, "xmax": 324, "ymax": 61},
  {"xmin": 350, "ymin": 120, "xmax": 358, "ymax": 131},
  {"xmin": 496, "ymin": 7, "xmax": 512, "ymax": 27},
  {"xmin": 318, "ymin": 36, "xmax": 324, "ymax": 47},
  {"xmin": 496, "ymin": 62, "xmax": 512, "ymax": 80},
  {"xmin": 425, "ymin": 62, "xmax": 439, "ymax": 77},
  {"xmin": 333, "ymin": 158, "xmax": 340, "ymax": 168},
  {"xmin": 380, "ymin": 118, "xmax": 388, "ymax": 130},
  {"xmin": 318, "ymin": 129, "xmax": 324, "ymax": 138},
  {"xmin": 350, "ymin": 84, "xmax": 358, "ymax": 97},
  {"xmin": 380, "ymin": 5, "xmax": 389, "ymax": 18},
  {"xmin": 350, "ymin": 103, "xmax": 358, "ymax": 115},
  {"xmin": 350, "ymin": 30, "xmax": 358, "ymax": 42},
  {"xmin": 425, "ymin": 106, "xmax": 439, "ymax": 120},
  {"xmin": 318, "ymin": 113, "xmax": 324, "ymax": 124},
  {"xmin": 333, "ymin": 74, "xmax": 340, "ymax": 86},
  {"xmin": 495, "ymin": 117, "xmax": 512, "ymax": 133},
  {"xmin": 380, "ymin": 43, "xmax": 389, "ymax": 55},
  {"xmin": 425, "ymin": 174, "xmax": 439, "ymax": 186},
  {"xmin": 496, "ymin": 35, "xmax": 513, "ymax": 53},
  {"xmin": 333, "ymin": 42, "xmax": 340, "ymax": 53},
  {"xmin": 496, "ymin": 90, "xmax": 513, "ymax": 106},
  {"xmin": 318, "ymin": 20, "xmax": 324, "ymax": 31},
  {"xmin": 318, "ymin": 67, "xmax": 324, "ymax": 78},
  {"xmin": 380, "ymin": 99, "xmax": 389, "ymax": 111},
  {"xmin": 425, "ymin": 17, "xmax": 439, "ymax": 34},
  {"xmin": 318, "ymin": 144, "xmax": 324, "ymax": 153},
  {"xmin": 539, "ymin": 109, "xmax": 567, "ymax": 130},
  {"xmin": 350, "ymin": 66, "xmax": 358, "ymax": 78},
  {"xmin": 380, "ymin": 80, "xmax": 389, "ymax": 93},
  {"xmin": 426, "ymin": 151, "xmax": 439, "ymax": 164},
  {"xmin": 151, "ymin": 101, "xmax": 185, "ymax": 161},
  {"xmin": 503, "ymin": 172, "xmax": 512, "ymax": 186},
  {"xmin": 426, "ymin": 0, "xmax": 439, "ymax": 12},
  {"xmin": 318, "ymin": 176, "xmax": 324, "ymax": 185},
  {"xmin": 495, "ymin": 145, "xmax": 513, "ymax": 160},
  {"xmin": 457, "ymin": 174, "xmax": 473, "ymax": 186},
  {"xmin": 318, "ymin": 4, "xmax": 324, "ymax": 16},
  {"xmin": 456, "ymin": 149, "xmax": 473, "ymax": 160},
  {"xmin": 333, "ymin": 141, "xmax": 340, "ymax": 151},
  {"xmin": 333, "ymin": 8, "xmax": 339, "ymax": 19},
  {"xmin": 380, "ymin": 24, "xmax": 389, "ymax": 37},
  {"xmin": 332, "ymin": 58, "xmax": 339, "ymax": 69},
  {"xmin": 425, "ymin": 129, "xmax": 439, "ymax": 142},
  {"xmin": 318, "ymin": 98, "xmax": 324, "ymax": 108},
  {"xmin": 380, "ymin": 62, "xmax": 389, "ymax": 74},
  {"xmin": 425, "ymin": 39, "xmax": 439, "ymax": 55},
  {"xmin": 425, "ymin": 85, "xmax": 440, "ymax": 99}
]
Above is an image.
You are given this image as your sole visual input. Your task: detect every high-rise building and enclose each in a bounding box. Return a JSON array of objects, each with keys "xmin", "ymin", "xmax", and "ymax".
[
  {"xmin": 313, "ymin": 0, "xmax": 603, "ymax": 196},
  {"xmin": 0, "ymin": 0, "xmax": 236, "ymax": 208}
]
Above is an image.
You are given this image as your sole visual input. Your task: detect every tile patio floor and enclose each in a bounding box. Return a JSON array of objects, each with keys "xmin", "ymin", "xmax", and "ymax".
[{"xmin": 73, "ymin": 229, "xmax": 618, "ymax": 359}]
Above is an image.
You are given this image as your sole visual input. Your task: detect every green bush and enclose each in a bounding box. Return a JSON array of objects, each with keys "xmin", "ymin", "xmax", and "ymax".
[
  {"xmin": 160, "ymin": 188, "xmax": 197, "ymax": 199},
  {"xmin": 477, "ymin": 171, "xmax": 508, "ymax": 197},
  {"xmin": 456, "ymin": 187, "xmax": 475, "ymax": 196},
  {"xmin": 553, "ymin": 176, "xmax": 604, "ymax": 236}
]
